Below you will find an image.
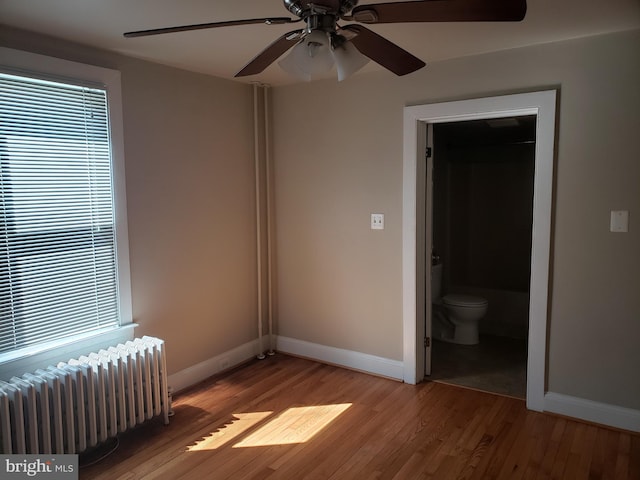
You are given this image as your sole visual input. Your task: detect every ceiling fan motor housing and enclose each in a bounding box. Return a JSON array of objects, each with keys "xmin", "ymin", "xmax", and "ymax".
[
  {"xmin": 283, "ymin": 0, "xmax": 304, "ymax": 17},
  {"xmin": 283, "ymin": 0, "xmax": 360, "ymax": 18}
]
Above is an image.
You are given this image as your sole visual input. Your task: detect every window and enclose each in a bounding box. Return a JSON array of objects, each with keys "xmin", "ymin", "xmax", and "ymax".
[{"xmin": 0, "ymin": 48, "xmax": 132, "ymax": 369}]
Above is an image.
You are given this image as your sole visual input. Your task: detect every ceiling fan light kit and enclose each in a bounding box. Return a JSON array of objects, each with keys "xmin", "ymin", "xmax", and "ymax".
[
  {"xmin": 332, "ymin": 40, "xmax": 370, "ymax": 82},
  {"xmin": 278, "ymin": 29, "xmax": 370, "ymax": 82},
  {"xmin": 124, "ymin": 0, "xmax": 527, "ymax": 82},
  {"xmin": 279, "ymin": 30, "xmax": 333, "ymax": 81}
]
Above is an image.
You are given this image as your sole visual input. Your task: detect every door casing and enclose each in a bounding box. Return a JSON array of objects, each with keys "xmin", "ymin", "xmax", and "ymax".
[{"xmin": 402, "ymin": 91, "xmax": 557, "ymax": 412}]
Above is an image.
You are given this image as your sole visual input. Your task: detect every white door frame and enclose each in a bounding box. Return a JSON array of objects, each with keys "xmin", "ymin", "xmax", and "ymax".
[{"xmin": 402, "ymin": 91, "xmax": 557, "ymax": 412}]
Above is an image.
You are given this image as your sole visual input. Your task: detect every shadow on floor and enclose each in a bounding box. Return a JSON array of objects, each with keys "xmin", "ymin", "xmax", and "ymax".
[{"xmin": 428, "ymin": 334, "xmax": 527, "ymax": 399}]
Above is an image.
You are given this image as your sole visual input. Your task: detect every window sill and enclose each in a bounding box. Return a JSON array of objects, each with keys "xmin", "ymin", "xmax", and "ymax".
[{"xmin": 0, "ymin": 323, "xmax": 138, "ymax": 381}]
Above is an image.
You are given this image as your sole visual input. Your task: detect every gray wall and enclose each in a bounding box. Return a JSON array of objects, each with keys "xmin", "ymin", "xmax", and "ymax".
[{"xmin": 272, "ymin": 29, "xmax": 640, "ymax": 410}]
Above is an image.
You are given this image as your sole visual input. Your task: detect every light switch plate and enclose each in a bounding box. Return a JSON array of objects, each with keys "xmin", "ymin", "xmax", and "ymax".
[{"xmin": 610, "ymin": 210, "xmax": 629, "ymax": 233}]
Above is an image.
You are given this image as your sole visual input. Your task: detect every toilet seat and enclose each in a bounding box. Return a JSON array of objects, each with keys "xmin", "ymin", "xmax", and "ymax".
[{"xmin": 443, "ymin": 294, "xmax": 488, "ymax": 307}]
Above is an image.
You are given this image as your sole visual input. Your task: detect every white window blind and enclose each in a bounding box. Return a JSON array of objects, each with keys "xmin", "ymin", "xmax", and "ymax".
[{"xmin": 0, "ymin": 72, "xmax": 120, "ymax": 355}]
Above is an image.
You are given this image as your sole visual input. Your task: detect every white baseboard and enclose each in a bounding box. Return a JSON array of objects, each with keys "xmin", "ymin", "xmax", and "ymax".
[
  {"xmin": 276, "ymin": 336, "xmax": 404, "ymax": 381},
  {"xmin": 544, "ymin": 392, "xmax": 640, "ymax": 432},
  {"xmin": 167, "ymin": 337, "xmax": 271, "ymax": 393},
  {"xmin": 167, "ymin": 337, "xmax": 639, "ymax": 433}
]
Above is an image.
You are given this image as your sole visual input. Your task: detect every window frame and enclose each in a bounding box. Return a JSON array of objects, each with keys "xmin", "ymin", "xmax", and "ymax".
[{"xmin": 0, "ymin": 47, "xmax": 134, "ymax": 380}]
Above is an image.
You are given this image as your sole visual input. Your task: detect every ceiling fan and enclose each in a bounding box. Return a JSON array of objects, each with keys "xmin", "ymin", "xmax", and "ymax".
[{"xmin": 124, "ymin": 0, "xmax": 527, "ymax": 81}]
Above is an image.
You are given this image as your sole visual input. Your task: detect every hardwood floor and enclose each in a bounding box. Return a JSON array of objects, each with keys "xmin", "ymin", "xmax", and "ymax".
[{"xmin": 80, "ymin": 354, "xmax": 639, "ymax": 480}]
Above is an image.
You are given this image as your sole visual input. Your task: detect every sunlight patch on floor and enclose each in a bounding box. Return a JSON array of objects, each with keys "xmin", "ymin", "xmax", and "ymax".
[
  {"xmin": 187, "ymin": 411, "xmax": 273, "ymax": 451},
  {"xmin": 233, "ymin": 403, "xmax": 352, "ymax": 448},
  {"xmin": 186, "ymin": 404, "xmax": 353, "ymax": 452}
]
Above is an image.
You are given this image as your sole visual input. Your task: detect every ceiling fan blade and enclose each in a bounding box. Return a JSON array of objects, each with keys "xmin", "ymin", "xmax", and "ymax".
[
  {"xmin": 235, "ymin": 29, "xmax": 304, "ymax": 77},
  {"xmin": 349, "ymin": 0, "xmax": 527, "ymax": 24},
  {"xmin": 341, "ymin": 25, "xmax": 426, "ymax": 76},
  {"xmin": 124, "ymin": 17, "xmax": 298, "ymax": 38}
]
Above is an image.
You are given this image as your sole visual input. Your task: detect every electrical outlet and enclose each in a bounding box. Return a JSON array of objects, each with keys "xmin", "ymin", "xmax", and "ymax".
[{"xmin": 371, "ymin": 213, "xmax": 384, "ymax": 230}]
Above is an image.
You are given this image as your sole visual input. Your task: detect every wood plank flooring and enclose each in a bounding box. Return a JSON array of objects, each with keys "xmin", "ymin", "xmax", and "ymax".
[{"xmin": 80, "ymin": 354, "xmax": 639, "ymax": 480}]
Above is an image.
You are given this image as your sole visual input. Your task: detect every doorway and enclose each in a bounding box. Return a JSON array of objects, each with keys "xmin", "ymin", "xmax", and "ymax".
[
  {"xmin": 401, "ymin": 91, "xmax": 557, "ymax": 412},
  {"xmin": 428, "ymin": 116, "xmax": 536, "ymax": 399}
]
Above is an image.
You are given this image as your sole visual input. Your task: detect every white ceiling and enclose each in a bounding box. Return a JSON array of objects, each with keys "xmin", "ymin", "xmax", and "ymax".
[{"xmin": 1, "ymin": 0, "xmax": 639, "ymax": 86}]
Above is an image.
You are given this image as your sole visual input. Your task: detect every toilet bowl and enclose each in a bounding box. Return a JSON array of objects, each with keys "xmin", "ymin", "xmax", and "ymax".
[
  {"xmin": 440, "ymin": 294, "xmax": 488, "ymax": 345},
  {"xmin": 431, "ymin": 263, "xmax": 488, "ymax": 345}
]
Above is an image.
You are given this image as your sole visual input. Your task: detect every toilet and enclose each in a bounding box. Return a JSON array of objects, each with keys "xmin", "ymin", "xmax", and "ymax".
[{"xmin": 431, "ymin": 263, "xmax": 488, "ymax": 345}]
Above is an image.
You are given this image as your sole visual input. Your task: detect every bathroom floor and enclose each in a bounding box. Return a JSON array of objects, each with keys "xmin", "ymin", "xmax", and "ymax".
[{"xmin": 427, "ymin": 334, "xmax": 527, "ymax": 399}]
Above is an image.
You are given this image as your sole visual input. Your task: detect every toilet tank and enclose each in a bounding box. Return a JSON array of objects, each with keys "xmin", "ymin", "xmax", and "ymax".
[{"xmin": 431, "ymin": 263, "xmax": 442, "ymax": 301}]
